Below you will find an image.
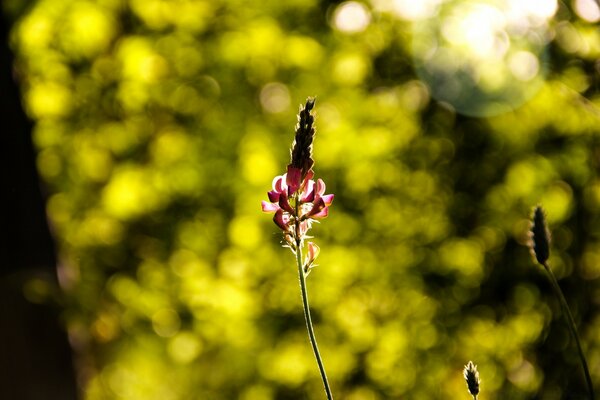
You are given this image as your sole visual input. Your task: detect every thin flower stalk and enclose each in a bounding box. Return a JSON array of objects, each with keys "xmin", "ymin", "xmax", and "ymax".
[
  {"xmin": 529, "ymin": 205, "xmax": 595, "ymax": 400},
  {"xmin": 262, "ymin": 98, "xmax": 333, "ymax": 400}
]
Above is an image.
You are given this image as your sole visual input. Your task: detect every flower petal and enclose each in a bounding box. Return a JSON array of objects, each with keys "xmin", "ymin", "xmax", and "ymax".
[
  {"xmin": 286, "ymin": 166, "xmax": 302, "ymax": 194},
  {"xmin": 307, "ymin": 241, "xmax": 320, "ymax": 263},
  {"xmin": 316, "ymin": 178, "xmax": 326, "ymax": 196},
  {"xmin": 301, "ymin": 179, "xmax": 315, "ymax": 202},
  {"xmin": 268, "ymin": 190, "xmax": 280, "ymax": 203},
  {"xmin": 261, "ymin": 201, "xmax": 279, "ymax": 213},
  {"xmin": 299, "ymin": 220, "xmax": 310, "ymax": 236},
  {"xmin": 310, "ymin": 206, "xmax": 329, "ymax": 219},
  {"xmin": 278, "ymin": 191, "xmax": 295, "ymax": 213},
  {"xmin": 301, "ymin": 188, "xmax": 315, "ymax": 203},
  {"xmin": 307, "ymin": 197, "xmax": 326, "ymax": 217},
  {"xmin": 302, "ymin": 169, "xmax": 315, "ymax": 189},
  {"xmin": 273, "ymin": 209, "xmax": 290, "ymax": 231},
  {"xmin": 273, "ymin": 175, "xmax": 286, "ymax": 193},
  {"xmin": 321, "ymin": 194, "xmax": 334, "ymax": 206}
]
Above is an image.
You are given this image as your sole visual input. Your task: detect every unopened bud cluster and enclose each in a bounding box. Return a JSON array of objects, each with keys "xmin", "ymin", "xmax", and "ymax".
[
  {"xmin": 463, "ymin": 361, "xmax": 480, "ymax": 398},
  {"xmin": 529, "ymin": 205, "xmax": 551, "ymax": 265}
]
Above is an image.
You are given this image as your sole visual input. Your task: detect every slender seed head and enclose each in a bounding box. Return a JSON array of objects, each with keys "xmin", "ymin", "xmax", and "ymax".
[
  {"xmin": 529, "ymin": 205, "xmax": 551, "ymax": 265},
  {"xmin": 290, "ymin": 97, "xmax": 316, "ymax": 181},
  {"xmin": 463, "ymin": 361, "xmax": 480, "ymax": 397}
]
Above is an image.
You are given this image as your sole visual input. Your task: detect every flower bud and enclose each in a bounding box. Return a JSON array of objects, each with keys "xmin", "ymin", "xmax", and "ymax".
[
  {"xmin": 529, "ymin": 205, "xmax": 550, "ymax": 265},
  {"xmin": 463, "ymin": 361, "xmax": 480, "ymax": 397}
]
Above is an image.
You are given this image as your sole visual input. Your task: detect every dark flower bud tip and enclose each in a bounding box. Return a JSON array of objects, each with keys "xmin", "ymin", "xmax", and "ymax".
[
  {"xmin": 290, "ymin": 97, "xmax": 316, "ymax": 180},
  {"xmin": 529, "ymin": 205, "xmax": 551, "ymax": 265},
  {"xmin": 463, "ymin": 361, "xmax": 480, "ymax": 397}
]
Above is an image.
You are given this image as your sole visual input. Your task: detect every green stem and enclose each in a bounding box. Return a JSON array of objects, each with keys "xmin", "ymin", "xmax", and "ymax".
[
  {"xmin": 543, "ymin": 262, "xmax": 595, "ymax": 400},
  {"xmin": 295, "ymin": 239, "xmax": 333, "ymax": 400}
]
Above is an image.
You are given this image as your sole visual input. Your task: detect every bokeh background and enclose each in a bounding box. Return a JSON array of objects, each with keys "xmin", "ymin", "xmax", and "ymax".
[{"xmin": 2, "ymin": 0, "xmax": 600, "ymax": 398}]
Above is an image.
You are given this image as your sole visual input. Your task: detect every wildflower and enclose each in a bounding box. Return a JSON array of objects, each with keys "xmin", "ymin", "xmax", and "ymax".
[
  {"xmin": 261, "ymin": 97, "xmax": 335, "ymax": 400},
  {"xmin": 261, "ymin": 98, "xmax": 334, "ymax": 258},
  {"xmin": 463, "ymin": 361, "xmax": 480, "ymax": 399}
]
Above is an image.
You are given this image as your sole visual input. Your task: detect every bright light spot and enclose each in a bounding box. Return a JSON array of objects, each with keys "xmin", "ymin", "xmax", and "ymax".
[
  {"xmin": 332, "ymin": 52, "xmax": 370, "ymax": 85},
  {"xmin": 509, "ymin": 51, "xmax": 540, "ymax": 81},
  {"xmin": 333, "ymin": 2, "xmax": 371, "ymax": 33},
  {"xmin": 284, "ymin": 36, "xmax": 324, "ymax": 68},
  {"xmin": 102, "ymin": 167, "xmax": 165, "ymax": 220},
  {"xmin": 167, "ymin": 332, "xmax": 203, "ymax": 364},
  {"xmin": 18, "ymin": 13, "xmax": 53, "ymax": 50},
  {"xmin": 526, "ymin": 0, "xmax": 558, "ymax": 19},
  {"xmin": 412, "ymin": 0, "xmax": 551, "ymax": 117},
  {"xmin": 259, "ymin": 82, "xmax": 290, "ymax": 114},
  {"xmin": 118, "ymin": 37, "xmax": 167, "ymax": 83},
  {"xmin": 504, "ymin": 0, "xmax": 558, "ymax": 35},
  {"xmin": 150, "ymin": 130, "xmax": 189, "ymax": 165},
  {"xmin": 442, "ymin": 5, "xmax": 509, "ymax": 60},
  {"xmin": 575, "ymin": 0, "xmax": 600, "ymax": 22},
  {"xmin": 228, "ymin": 216, "xmax": 262, "ymax": 249},
  {"xmin": 391, "ymin": 0, "xmax": 441, "ymax": 21},
  {"xmin": 27, "ymin": 82, "xmax": 72, "ymax": 118},
  {"xmin": 506, "ymin": 0, "xmax": 558, "ymax": 24},
  {"xmin": 61, "ymin": 2, "xmax": 116, "ymax": 58}
]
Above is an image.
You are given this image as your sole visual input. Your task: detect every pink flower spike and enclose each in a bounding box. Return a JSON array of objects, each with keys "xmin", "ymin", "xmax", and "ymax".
[
  {"xmin": 262, "ymin": 201, "xmax": 280, "ymax": 213},
  {"xmin": 273, "ymin": 209, "xmax": 290, "ymax": 231},
  {"xmin": 321, "ymin": 194, "xmax": 334, "ymax": 206},
  {"xmin": 278, "ymin": 191, "xmax": 295, "ymax": 213},
  {"xmin": 286, "ymin": 166, "xmax": 302, "ymax": 194},
  {"xmin": 268, "ymin": 190, "xmax": 280, "ymax": 203},
  {"xmin": 316, "ymin": 178, "xmax": 326, "ymax": 196}
]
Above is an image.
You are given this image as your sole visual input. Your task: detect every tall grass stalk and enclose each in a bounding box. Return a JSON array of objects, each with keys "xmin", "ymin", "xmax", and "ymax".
[{"xmin": 530, "ymin": 205, "xmax": 595, "ymax": 399}]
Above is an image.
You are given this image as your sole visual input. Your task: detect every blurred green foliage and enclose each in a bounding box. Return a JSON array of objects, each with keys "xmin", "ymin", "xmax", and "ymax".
[{"xmin": 6, "ymin": 0, "xmax": 600, "ymax": 398}]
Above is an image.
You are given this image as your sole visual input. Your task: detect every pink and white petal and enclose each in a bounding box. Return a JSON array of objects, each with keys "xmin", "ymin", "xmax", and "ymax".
[
  {"xmin": 301, "ymin": 188, "xmax": 315, "ymax": 203},
  {"xmin": 261, "ymin": 201, "xmax": 280, "ymax": 213},
  {"xmin": 307, "ymin": 242, "xmax": 320, "ymax": 262},
  {"xmin": 301, "ymin": 179, "xmax": 315, "ymax": 202},
  {"xmin": 321, "ymin": 194, "xmax": 334, "ymax": 206},
  {"xmin": 316, "ymin": 178, "xmax": 326, "ymax": 196},
  {"xmin": 273, "ymin": 175, "xmax": 286, "ymax": 193},
  {"xmin": 310, "ymin": 207, "xmax": 329, "ymax": 219},
  {"xmin": 273, "ymin": 209, "xmax": 290, "ymax": 231}
]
